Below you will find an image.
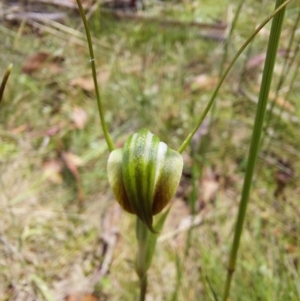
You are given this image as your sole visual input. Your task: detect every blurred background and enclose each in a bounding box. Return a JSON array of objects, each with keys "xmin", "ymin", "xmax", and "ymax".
[{"xmin": 0, "ymin": 0, "xmax": 300, "ymax": 300}]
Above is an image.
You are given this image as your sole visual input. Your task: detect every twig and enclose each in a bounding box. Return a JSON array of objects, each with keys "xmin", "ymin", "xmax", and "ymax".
[{"xmin": 158, "ymin": 211, "xmax": 225, "ymax": 243}]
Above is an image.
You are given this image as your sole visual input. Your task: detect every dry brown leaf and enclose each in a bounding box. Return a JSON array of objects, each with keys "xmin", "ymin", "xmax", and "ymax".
[
  {"xmin": 70, "ymin": 77, "xmax": 94, "ymax": 92},
  {"xmin": 61, "ymin": 152, "xmax": 84, "ymax": 179},
  {"xmin": 22, "ymin": 52, "xmax": 49, "ymax": 74},
  {"xmin": 22, "ymin": 52, "xmax": 64, "ymax": 75},
  {"xmin": 65, "ymin": 293, "xmax": 100, "ymax": 301},
  {"xmin": 71, "ymin": 107, "xmax": 88, "ymax": 129},
  {"xmin": 42, "ymin": 159, "xmax": 63, "ymax": 184},
  {"xmin": 70, "ymin": 71, "xmax": 110, "ymax": 92},
  {"xmin": 10, "ymin": 124, "xmax": 28, "ymax": 134},
  {"xmin": 285, "ymin": 244, "xmax": 297, "ymax": 254},
  {"xmin": 63, "ymin": 152, "xmax": 83, "ymax": 167}
]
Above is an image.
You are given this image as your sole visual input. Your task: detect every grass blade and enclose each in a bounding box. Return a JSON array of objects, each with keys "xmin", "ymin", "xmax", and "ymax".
[
  {"xmin": 222, "ymin": 1, "xmax": 287, "ymax": 300},
  {"xmin": 178, "ymin": 0, "xmax": 291, "ymax": 154},
  {"xmin": 0, "ymin": 64, "xmax": 13, "ymax": 108}
]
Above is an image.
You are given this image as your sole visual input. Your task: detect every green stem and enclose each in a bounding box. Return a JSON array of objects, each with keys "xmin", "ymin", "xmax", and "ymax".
[
  {"xmin": 0, "ymin": 64, "xmax": 13, "ymax": 108},
  {"xmin": 267, "ymin": 7, "xmax": 300, "ymax": 120},
  {"xmin": 135, "ymin": 211, "xmax": 169, "ymax": 301},
  {"xmin": 261, "ymin": 9, "xmax": 300, "ymax": 154},
  {"xmin": 222, "ymin": 1, "xmax": 287, "ymax": 300},
  {"xmin": 75, "ymin": 0, "xmax": 115, "ymax": 152},
  {"xmin": 177, "ymin": 0, "xmax": 291, "ymax": 154},
  {"xmin": 139, "ymin": 275, "xmax": 147, "ymax": 301},
  {"xmin": 136, "ymin": 218, "xmax": 149, "ymax": 301}
]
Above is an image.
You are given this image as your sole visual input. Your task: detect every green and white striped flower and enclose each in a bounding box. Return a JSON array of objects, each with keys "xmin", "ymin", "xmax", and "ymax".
[{"xmin": 107, "ymin": 128, "xmax": 183, "ymax": 232}]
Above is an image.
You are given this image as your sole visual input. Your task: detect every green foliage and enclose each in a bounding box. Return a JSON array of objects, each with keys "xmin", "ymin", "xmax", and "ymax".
[{"xmin": 223, "ymin": 0, "xmax": 288, "ymax": 299}]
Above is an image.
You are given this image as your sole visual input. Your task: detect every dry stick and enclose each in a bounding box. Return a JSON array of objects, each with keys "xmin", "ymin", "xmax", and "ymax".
[{"xmin": 222, "ymin": 0, "xmax": 287, "ymax": 300}]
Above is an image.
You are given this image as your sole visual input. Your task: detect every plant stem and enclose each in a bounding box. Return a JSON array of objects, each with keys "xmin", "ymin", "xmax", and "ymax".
[
  {"xmin": 222, "ymin": 1, "xmax": 287, "ymax": 300},
  {"xmin": 261, "ymin": 8, "xmax": 300, "ymax": 154},
  {"xmin": 135, "ymin": 211, "xmax": 169, "ymax": 301},
  {"xmin": 139, "ymin": 275, "xmax": 147, "ymax": 301},
  {"xmin": 136, "ymin": 218, "xmax": 149, "ymax": 301},
  {"xmin": 177, "ymin": 0, "xmax": 291, "ymax": 154},
  {"xmin": 0, "ymin": 64, "xmax": 13, "ymax": 108},
  {"xmin": 267, "ymin": 7, "xmax": 300, "ymax": 119},
  {"xmin": 75, "ymin": 0, "xmax": 115, "ymax": 152}
]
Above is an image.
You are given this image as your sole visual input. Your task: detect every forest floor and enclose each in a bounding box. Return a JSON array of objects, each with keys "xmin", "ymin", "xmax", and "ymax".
[{"xmin": 0, "ymin": 0, "xmax": 300, "ymax": 300}]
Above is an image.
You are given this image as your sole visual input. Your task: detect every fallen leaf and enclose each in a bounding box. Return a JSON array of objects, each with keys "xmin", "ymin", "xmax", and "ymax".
[
  {"xmin": 10, "ymin": 124, "xmax": 28, "ymax": 134},
  {"xmin": 285, "ymin": 244, "xmax": 297, "ymax": 254},
  {"xmin": 62, "ymin": 152, "xmax": 84, "ymax": 169},
  {"xmin": 22, "ymin": 52, "xmax": 64, "ymax": 75},
  {"xmin": 70, "ymin": 71, "xmax": 110, "ymax": 92},
  {"xmin": 42, "ymin": 159, "xmax": 63, "ymax": 184},
  {"xmin": 65, "ymin": 293, "xmax": 100, "ymax": 301},
  {"xmin": 70, "ymin": 77, "xmax": 94, "ymax": 92}
]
